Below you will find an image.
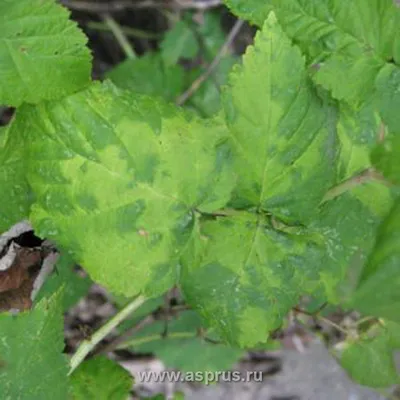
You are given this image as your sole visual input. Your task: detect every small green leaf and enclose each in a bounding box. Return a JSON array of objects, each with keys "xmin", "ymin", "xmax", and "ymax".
[
  {"xmin": 107, "ymin": 53, "xmax": 185, "ymax": 102},
  {"xmin": 128, "ymin": 311, "xmax": 244, "ymax": 372},
  {"xmin": 223, "ymin": 13, "xmax": 337, "ymax": 224},
  {"xmin": 188, "ymin": 57, "xmax": 237, "ymax": 118},
  {"xmin": 0, "ymin": 290, "xmax": 69, "ymax": 400},
  {"xmin": 386, "ymin": 321, "xmax": 400, "ymax": 349},
  {"xmin": 17, "ymin": 81, "xmax": 234, "ymax": 297},
  {"xmin": 181, "ymin": 212, "xmax": 325, "ymax": 347},
  {"xmin": 340, "ymin": 333, "xmax": 399, "ymax": 388},
  {"xmin": 0, "ymin": 0, "xmax": 91, "ymax": 106},
  {"xmin": 35, "ymin": 254, "xmax": 91, "ymax": 311},
  {"xmin": 350, "ymin": 201, "xmax": 400, "ymax": 322},
  {"xmin": 194, "ymin": 12, "xmax": 227, "ymax": 61},
  {"xmin": 161, "ymin": 19, "xmax": 198, "ymax": 66},
  {"xmin": 148, "ymin": 393, "xmax": 184, "ymax": 400},
  {"xmin": 70, "ymin": 356, "xmax": 132, "ymax": 400}
]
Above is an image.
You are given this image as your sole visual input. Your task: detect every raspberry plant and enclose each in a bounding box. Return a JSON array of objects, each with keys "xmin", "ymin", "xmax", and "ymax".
[{"xmin": 0, "ymin": 0, "xmax": 399, "ymax": 397}]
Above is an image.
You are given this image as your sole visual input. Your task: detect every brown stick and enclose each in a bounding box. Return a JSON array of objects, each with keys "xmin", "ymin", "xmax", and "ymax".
[
  {"xmin": 176, "ymin": 19, "xmax": 244, "ymax": 106},
  {"xmin": 60, "ymin": 0, "xmax": 222, "ymax": 12}
]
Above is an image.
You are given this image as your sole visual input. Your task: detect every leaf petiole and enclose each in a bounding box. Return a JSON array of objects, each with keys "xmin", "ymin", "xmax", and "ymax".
[{"xmin": 68, "ymin": 294, "xmax": 146, "ymax": 375}]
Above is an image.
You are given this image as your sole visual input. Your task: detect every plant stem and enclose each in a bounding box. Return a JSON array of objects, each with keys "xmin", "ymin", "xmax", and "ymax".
[
  {"xmin": 69, "ymin": 295, "xmax": 146, "ymax": 375},
  {"xmin": 102, "ymin": 13, "xmax": 136, "ymax": 59},
  {"xmin": 87, "ymin": 21, "xmax": 161, "ymax": 40}
]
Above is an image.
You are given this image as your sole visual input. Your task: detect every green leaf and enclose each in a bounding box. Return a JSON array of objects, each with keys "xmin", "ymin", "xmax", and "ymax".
[
  {"xmin": 223, "ymin": 13, "xmax": 337, "ymax": 224},
  {"xmin": 311, "ymin": 184, "xmax": 394, "ymax": 303},
  {"xmin": 386, "ymin": 321, "xmax": 400, "ymax": 349},
  {"xmin": 0, "ymin": 121, "xmax": 32, "ymax": 232},
  {"xmin": 0, "ymin": 290, "xmax": 69, "ymax": 400},
  {"xmin": 188, "ymin": 57, "xmax": 237, "ymax": 118},
  {"xmin": 160, "ymin": 19, "xmax": 199, "ymax": 66},
  {"xmin": 35, "ymin": 254, "xmax": 91, "ymax": 311},
  {"xmin": 16, "ymin": 81, "xmax": 234, "ymax": 297},
  {"xmin": 181, "ymin": 212, "xmax": 325, "ymax": 347},
  {"xmin": 245, "ymin": 1, "xmax": 400, "ymax": 106},
  {"xmin": 309, "ymin": 103, "xmax": 394, "ymax": 301},
  {"xmin": 375, "ymin": 64, "xmax": 400, "ymax": 133},
  {"xmin": 340, "ymin": 332, "xmax": 399, "ymax": 388},
  {"xmin": 350, "ymin": 201, "xmax": 400, "ymax": 322},
  {"xmin": 223, "ymin": 0, "xmax": 272, "ymax": 26},
  {"xmin": 148, "ymin": 393, "xmax": 184, "ymax": 400},
  {"xmin": 107, "ymin": 53, "xmax": 185, "ymax": 102},
  {"xmin": 127, "ymin": 311, "xmax": 244, "ymax": 372},
  {"xmin": 311, "ymin": 0, "xmax": 400, "ymax": 104},
  {"xmin": 0, "ymin": 0, "xmax": 91, "ymax": 106},
  {"xmin": 194, "ymin": 12, "xmax": 227, "ymax": 61},
  {"xmin": 70, "ymin": 356, "xmax": 132, "ymax": 400}
]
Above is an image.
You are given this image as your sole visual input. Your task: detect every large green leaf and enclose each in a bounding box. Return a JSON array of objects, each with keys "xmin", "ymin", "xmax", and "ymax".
[
  {"xmin": 14, "ymin": 81, "xmax": 234, "ymax": 297},
  {"xmin": 227, "ymin": 1, "xmax": 400, "ymax": 108},
  {"xmin": 350, "ymin": 201, "xmax": 400, "ymax": 322},
  {"xmin": 70, "ymin": 356, "xmax": 132, "ymax": 400},
  {"xmin": 0, "ymin": 0, "xmax": 91, "ymax": 106},
  {"xmin": 223, "ymin": 13, "xmax": 337, "ymax": 224},
  {"xmin": 0, "ymin": 122, "xmax": 32, "ymax": 232},
  {"xmin": 181, "ymin": 212, "xmax": 325, "ymax": 347},
  {"xmin": 126, "ymin": 311, "xmax": 244, "ymax": 373},
  {"xmin": 0, "ymin": 290, "xmax": 69, "ymax": 399}
]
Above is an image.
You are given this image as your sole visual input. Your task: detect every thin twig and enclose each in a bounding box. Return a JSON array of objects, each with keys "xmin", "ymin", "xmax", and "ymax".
[
  {"xmin": 176, "ymin": 19, "xmax": 244, "ymax": 106},
  {"xmin": 60, "ymin": 0, "xmax": 222, "ymax": 12},
  {"xmin": 69, "ymin": 295, "xmax": 146, "ymax": 375},
  {"xmin": 317, "ymin": 316, "xmax": 349, "ymax": 335},
  {"xmin": 102, "ymin": 13, "xmax": 136, "ymax": 59},
  {"xmin": 293, "ymin": 306, "xmax": 349, "ymax": 335},
  {"xmin": 87, "ymin": 21, "xmax": 162, "ymax": 40}
]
